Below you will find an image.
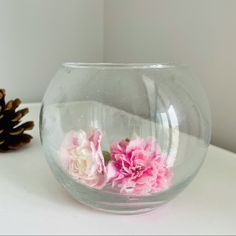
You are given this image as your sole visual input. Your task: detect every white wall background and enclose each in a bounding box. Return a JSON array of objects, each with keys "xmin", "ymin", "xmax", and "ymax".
[
  {"xmin": 0, "ymin": 0, "xmax": 235, "ymax": 152},
  {"xmin": 104, "ymin": 0, "xmax": 236, "ymax": 153},
  {"xmin": 0, "ymin": 0, "xmax": 104, "ymax": 102}
]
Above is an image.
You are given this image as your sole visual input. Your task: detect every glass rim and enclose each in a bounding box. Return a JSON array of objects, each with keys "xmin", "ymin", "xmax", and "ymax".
[{"xmin": 62, "ymin": 62, "xmax": 187, "ymax": 69}]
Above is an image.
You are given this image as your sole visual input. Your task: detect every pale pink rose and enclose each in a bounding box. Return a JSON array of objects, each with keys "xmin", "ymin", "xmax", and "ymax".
[
  {"xmin": 60, "ymin": 128, "xmax": 107, "ymax": 189},
  {"xmin": 107, "ymin": 137, "xmax": 172, "ymax": 195}
]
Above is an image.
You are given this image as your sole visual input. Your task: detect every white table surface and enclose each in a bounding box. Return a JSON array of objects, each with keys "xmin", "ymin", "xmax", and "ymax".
[{"xmin": 0, "ymin": 103, "xmax": 236, "ymax": 235}]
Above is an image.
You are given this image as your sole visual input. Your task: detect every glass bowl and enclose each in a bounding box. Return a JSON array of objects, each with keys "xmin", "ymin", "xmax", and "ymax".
[{"xmin": 40, "ymin": 63, "xmax": 211, "ymax": 214}]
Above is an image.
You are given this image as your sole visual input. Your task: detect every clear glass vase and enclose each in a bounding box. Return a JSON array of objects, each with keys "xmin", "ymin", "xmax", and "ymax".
[{"xmin": 40, "ymin": 63, "xmax": 211, "ymax": 214}]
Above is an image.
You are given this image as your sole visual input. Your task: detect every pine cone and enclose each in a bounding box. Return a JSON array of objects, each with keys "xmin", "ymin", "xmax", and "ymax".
[{"xmin": 0, "ymin": 89, "xmax": 34, "ymax": 151}]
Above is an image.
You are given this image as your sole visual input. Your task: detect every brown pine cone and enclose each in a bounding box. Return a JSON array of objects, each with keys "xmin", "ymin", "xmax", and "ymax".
[{"xmin": 0, "ymin": 89, "xmax": 34, "ymax": 151}]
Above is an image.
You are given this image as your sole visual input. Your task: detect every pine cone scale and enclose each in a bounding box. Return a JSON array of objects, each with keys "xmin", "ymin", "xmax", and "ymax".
[
  {"xmin": 8, "ymin": 134, "xmax": 33, "ymax": 150},
  {"xmin": 13, "ymin": 99, "xmax": 21, "ymax": 108},
  {"xmin": 0, "ymin": 89, "xmax": 5, "ymax": 99},
  {"xmin": 9, "ymin": 127, "xmax": 24, "ymax": 136},
  {"xmin": 11, "ymin": 112, "xmax": 22, "ymax": 122},
  {"xmin": 11, "ymin": 108, "xmax": 29, "ymax": 122},
  {"xmin": 5, "ymin": 100, "xmax": 14, "ymax": 111}
]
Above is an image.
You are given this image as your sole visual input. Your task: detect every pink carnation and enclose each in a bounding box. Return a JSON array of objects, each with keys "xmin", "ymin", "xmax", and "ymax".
[
  {"xmin": 107, "ymin": 137, "xmax": 172, "ymax": 195},
  {"xmin": 60, "ymin": 128, "xmax": 107, "ymax": 189}
]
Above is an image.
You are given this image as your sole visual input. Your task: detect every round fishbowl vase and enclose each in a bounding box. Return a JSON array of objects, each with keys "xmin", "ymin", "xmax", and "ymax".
[{"xmin": 40, "ymin": 63, "xmax": 211, "ymax": 214}]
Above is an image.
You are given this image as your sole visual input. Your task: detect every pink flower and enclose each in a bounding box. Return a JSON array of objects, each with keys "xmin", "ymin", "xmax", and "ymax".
[
  {"xmin": 107, "ymin": 137, "xmax": 172, "ymax": 195},
  {"xmin": 60, "ymin": 128, "xmax": 107, "ymax": 189}
]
